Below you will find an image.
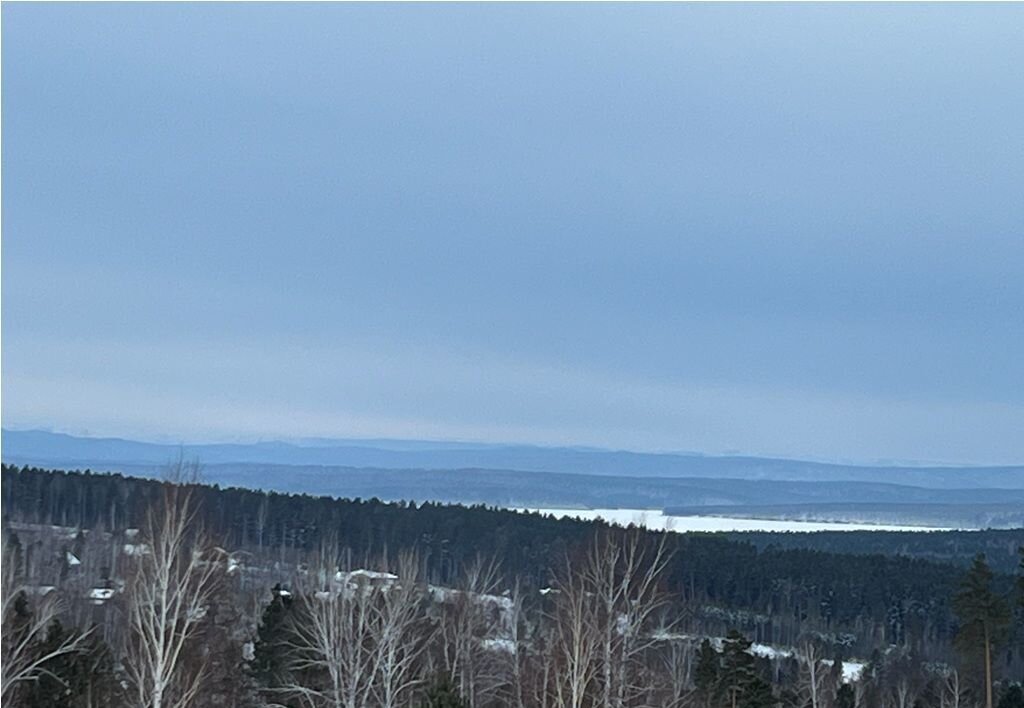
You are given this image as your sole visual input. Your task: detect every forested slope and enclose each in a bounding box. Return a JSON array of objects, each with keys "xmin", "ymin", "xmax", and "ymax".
[{"xmin": 4, "ymin": 464, "xmax": 1020, "ymax": 655}]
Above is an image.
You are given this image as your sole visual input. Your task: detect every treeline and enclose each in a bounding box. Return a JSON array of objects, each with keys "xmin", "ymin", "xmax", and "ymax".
[
  {"xmin": 664, "ymin": 502, "xmax": 1024, "ymax": 531},
  {"xmin": 1, "ymin": 487, "xmax": 1022, "ymax": 708},
  {"xmin": 2, "ymin": 464, "xmax": 1021, "ymax": 656},
  {"xmin": 1, "ymin": 464, "xmax": 1023, "ymax": 708},
  {"xmin": 727, "ymin": 529, "xmax": 1024, "ymax": 574}
]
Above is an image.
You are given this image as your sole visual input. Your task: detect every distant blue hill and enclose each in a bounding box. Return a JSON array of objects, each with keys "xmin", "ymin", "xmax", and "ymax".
[{"xmin": 3, "ymin": 429, "xmax": 1022, "ymax": 490}]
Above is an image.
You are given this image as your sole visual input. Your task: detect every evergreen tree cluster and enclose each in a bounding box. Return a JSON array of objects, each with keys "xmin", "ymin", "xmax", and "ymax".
[
  {"xmin": 1, "ymin": 464, "xmax": 1022, "ymax": 708},
  {"xmin": 4, "ymin": 463, "xmax": 1019, "ymax": 658}
]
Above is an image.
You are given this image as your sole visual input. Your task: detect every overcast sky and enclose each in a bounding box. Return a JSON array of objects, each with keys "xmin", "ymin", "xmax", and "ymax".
[{"xmin": 3, "ymin": 3, "xmax": 1022, "ymax": 464}]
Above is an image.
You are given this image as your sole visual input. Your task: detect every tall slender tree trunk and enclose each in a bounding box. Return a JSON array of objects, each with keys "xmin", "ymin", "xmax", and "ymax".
[{"xmin": 984, "ymin": 622, "xmax": 992, "ymax": 708}]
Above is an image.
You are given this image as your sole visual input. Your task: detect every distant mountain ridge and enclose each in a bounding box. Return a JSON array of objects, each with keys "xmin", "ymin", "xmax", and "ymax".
[{"xmin": 4, "ymin": 429, "xmax": 1023, "ymax": 490}]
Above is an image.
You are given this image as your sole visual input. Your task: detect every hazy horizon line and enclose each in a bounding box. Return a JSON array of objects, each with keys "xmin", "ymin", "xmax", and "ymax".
[{"xmin": 3, "ymin": 425, "xmax": 1018, "ymax": 470}]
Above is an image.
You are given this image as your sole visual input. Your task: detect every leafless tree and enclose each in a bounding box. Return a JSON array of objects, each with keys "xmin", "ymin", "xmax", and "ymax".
[
  {"xmin": 549, "ymin": 554, "xmax": 601, "ymax": 708},
  {"xmin": 522, "ymin": 626, "xmax": 557, "ymax": 708},
  {"xmin": 282, "ymin": 544, "xmax": 432, "ymax": 708},
  {"xmin": 123, "ymin": 459, "xmax": 222, "ymax": 708},
  {"xmin": 372, "ymin": 551, "xmax": 433, "ymax": 708},
  {"xmin": 853, "ymin": 676, "xmax": 868, "ymax": 708},
  {"xmin": 506, "ymin": 579, "xmax": 532, "ymax": 708},
  {"xmin": 283, "ymin": 542, "xmax": 376, "ymax": 708},
  {"xmin": 891, "ymin": 678, "xmax": 912, "ymax": 708},
  {"xmin": 797, "ymin": 638, "xmax": 829, "ymax": 708},
  {"xmin": 939, "ymin": 667, "xmax": 969, "ymax": 708},
  {"xmin": 660, "ymin": 640, "xmax": 695, "ymax": 708},
  {"xmin": 437, "ymin": 554, "xmax": 509, "ymax": 707},
  {"xmin": 585, "ymin": 529, "xmax": 674, "ymax": 708},
  {"xmin": 543, "ymin": 530, "xmax": 674, "ymax": 708},
  {"xmin": 254, "ymin": 495, "xmax": 270, "ymax": 551}
]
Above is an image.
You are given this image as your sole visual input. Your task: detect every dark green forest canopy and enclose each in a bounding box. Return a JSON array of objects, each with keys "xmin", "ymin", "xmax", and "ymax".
[
  {"xmin": 727, "ymin": 529, "xmax": 1024, "ymax": 575},
  {"xmin": 3, "ymin": 464, "xmax": 1020, "ymax": 650}
]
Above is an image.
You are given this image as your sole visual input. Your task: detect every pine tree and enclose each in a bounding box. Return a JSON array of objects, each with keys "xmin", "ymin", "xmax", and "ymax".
[
  {"xmin": 8, "ymin": 591, "xmax": 33, "ymax": 640},
  {"xmin": 997, "ymin": 685, "xmax": 1024, "ymax": 708},
  {"xmin": 420, "ymin": 675, "xmax": 468, "ymax": 708},
  {"xmin": 695, "ymin": 638, "xmax": 721, "ymax": 707},
  {"xmin": 953, "ymin": 554, "xmax": 1011, "ymax": 708},
  {"xmin": 249, "ymin": 584, "xmax": 294, "ymax": 689},
  {"xmin": 835, "ymin": 683, "xmax": 856, "ymax": 708},
  {"xmin": 717, "ymin": 630, "xmax": 777, "ymax": 708}
]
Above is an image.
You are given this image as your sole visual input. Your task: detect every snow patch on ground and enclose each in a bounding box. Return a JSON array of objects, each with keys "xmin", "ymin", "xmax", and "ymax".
[
  {"xmin": 824, "ymin": 659, "xmax": 865, "ymax": 683},
  {"xmin": 651, "ymin": 631, "xmax": 864, "ymax": 683},
  {"xmin": 479, "ymin": 638, "xmax": 516, "ymax": 654},
  {"xmin": 751, "ymin": 642, "xmax": 793, "ymax": 660}
]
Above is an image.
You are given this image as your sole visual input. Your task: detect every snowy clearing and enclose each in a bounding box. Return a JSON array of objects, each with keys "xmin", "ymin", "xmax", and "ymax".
[
  {"xmin": 515, "ymin": 508, "xmax": 950, "ymax": 533},
  {"xmin": 651, "ymin": 631, "xmax": 865, "ymax": 684}
]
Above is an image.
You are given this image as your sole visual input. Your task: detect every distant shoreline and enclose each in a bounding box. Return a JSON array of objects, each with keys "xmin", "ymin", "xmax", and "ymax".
[{"xmin": 515, "ymin": 507, "xmax": 955, "ymax": 533}]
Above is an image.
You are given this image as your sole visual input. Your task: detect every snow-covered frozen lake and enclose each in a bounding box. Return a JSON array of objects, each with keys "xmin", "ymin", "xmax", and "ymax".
[{"xmin": 515, "ymin": 508, "xmax": 949, "ymax": 533}]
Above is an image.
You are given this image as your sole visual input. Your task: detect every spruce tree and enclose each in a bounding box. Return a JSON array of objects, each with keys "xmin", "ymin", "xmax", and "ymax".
[
  {"xmin": 695, "ymin": 638, "xmax": 721, "ymax": 707},
  {"xmin": 717, "ymin": 630, "xmax": 777, "ymax": 708},
  {"xmin": 997, "ymin": 685, "xmax": 1024, "ymax": 708},
  {"xmin": 953, "ymin": 554, "xmax": 1011, "ymax": 708},
  {"xmin": 420, "ymin": 675, "xmax": 468, "ymax": 708},
  {"xmin": 835, "ymin": 683, "xmax": 856, "ymax": 708},
  {"xmin": 249, "ymin": 584, "xmax": 294, "ymax": 689}
]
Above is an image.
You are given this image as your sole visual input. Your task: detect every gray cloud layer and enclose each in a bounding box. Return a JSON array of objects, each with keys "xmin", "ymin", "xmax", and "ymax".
[{"xmin": 3, "ymin": 4, "xmax": 1022, "ymax": 463}]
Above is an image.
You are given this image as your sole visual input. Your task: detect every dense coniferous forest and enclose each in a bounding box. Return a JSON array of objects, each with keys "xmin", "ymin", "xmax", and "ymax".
[
  {"xmin": 725, "ymin": 530, "xmax": 1024, "ymax": 575},
  {"xmin": 2, "ymin": 464, "xmax": 1022, "ymax": 708}
]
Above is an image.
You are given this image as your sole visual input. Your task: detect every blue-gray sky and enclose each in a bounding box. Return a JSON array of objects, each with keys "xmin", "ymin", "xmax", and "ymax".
[{"xmin": 3, "ymin": 3, "xmax": 1022, "ymax": 464}]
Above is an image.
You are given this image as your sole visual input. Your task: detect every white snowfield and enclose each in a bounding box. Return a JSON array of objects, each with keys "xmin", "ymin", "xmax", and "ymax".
[
  {"xmin": 515, "ymin": 508, "xmax": 951, "ymax": 533},
  {"xmin": 651, "ymin": 631, "xmax": 865, "ymax": 683}
]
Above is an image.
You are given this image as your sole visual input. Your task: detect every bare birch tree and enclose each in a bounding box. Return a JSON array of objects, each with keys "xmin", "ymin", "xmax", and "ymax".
[
  {"xmin": 123, "ymin": 459, "xmax": 222, "ymax": 708},
  {"xmin": 437, "ymin": 554, "xmax": 508, "ymax": 707},
  {"xmin": 660, "ymin": 640, "xmax": 695, "ymax": 708},
  {"xmin": 892, "ymin": 677, "xmax": 916, "ymax": 708},
  {"xmin": 506, "ymin": 580, "xmax": 532, "ymax": 708},
  {"xmin": 283, "ymin": 543, "xmax": 377, "ymax": 708},
  {"xmin": 797, "ymin": 639, "xmax": 828, "ymax": 708},
  {"xmin": 372, "ymin": 551, "xmax": 433, "ymax": 708},
  {"xmin": 549, "ymin": 555, "xmax": 601, "ymax": 708},
  {"xmin": 940, "ymin": 667, "xmax": 967, "ymax": 708},
  {"xmin": 585, "ymin": 529, "xmax": 674, "ymax": 708},
  {"xmin": 543, "ymin": 530, "xmax": 674, "ymax": 708},
  {"xmin": 283, "ymin": 545, "xmax": 431, "ymax": 708}
]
